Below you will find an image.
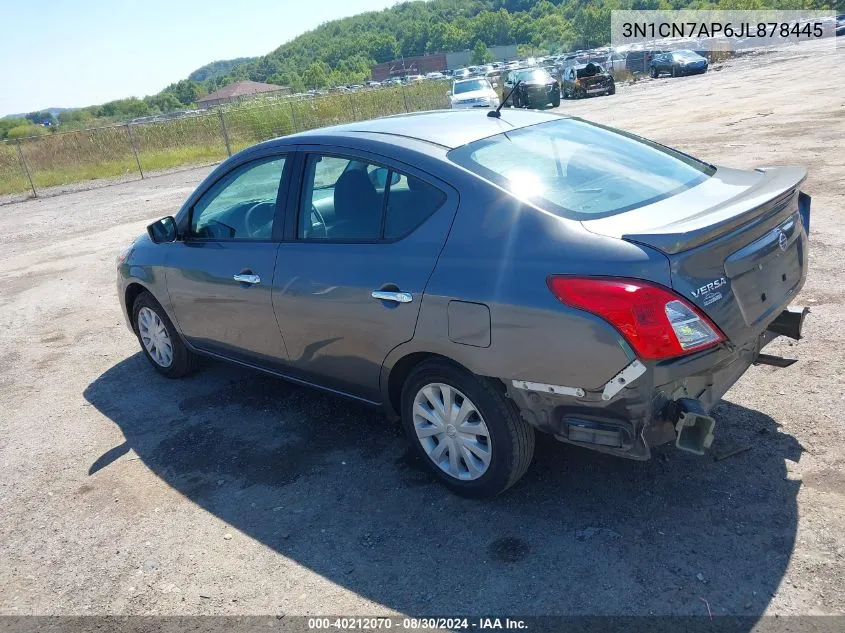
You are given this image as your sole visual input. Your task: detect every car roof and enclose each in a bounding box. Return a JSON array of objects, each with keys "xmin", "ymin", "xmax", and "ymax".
[{"xmin": 287, "ymin": 109, "xmax": 563, "ymax": 150}]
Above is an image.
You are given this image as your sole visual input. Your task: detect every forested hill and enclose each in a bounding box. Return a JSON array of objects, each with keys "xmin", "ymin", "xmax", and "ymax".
[
  {"xmin": 201, "ymin": 0, "xmax": 836, "ymax": 93},
  {"xmin": 188, "ymin": 57, "xmax": 259, "ymax": 82},
  {"xmin": 216, "ymin": 0, "xmax": 619, "ymax": 92}
]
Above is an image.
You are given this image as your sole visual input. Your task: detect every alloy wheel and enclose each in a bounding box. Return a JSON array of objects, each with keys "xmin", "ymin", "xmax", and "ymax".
[{"xmin": 412, "ymin": 383, "xmax": 492, "ymax": 481}]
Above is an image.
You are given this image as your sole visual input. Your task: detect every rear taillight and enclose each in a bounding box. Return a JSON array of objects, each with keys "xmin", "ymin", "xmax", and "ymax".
[{"xmin": 547, "ymin": 277, "xmax": 726, "ymax": 360}]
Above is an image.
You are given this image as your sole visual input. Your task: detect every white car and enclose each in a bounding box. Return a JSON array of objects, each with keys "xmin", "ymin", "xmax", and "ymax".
[{"xmin": 449, "ymin": 77, "xmax": 500, "ymax": 110}]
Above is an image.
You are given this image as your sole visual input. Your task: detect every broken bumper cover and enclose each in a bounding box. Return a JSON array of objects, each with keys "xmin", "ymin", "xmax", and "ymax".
[{"xmin": 506, "ymin": 306, "xmax": 808, "ymax": 460}]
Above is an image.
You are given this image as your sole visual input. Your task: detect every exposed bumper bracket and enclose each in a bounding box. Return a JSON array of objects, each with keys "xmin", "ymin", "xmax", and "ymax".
[
  {"xmin": 602, "ymin": 360, "xmax": 646, "ymax": 401},
  {"xmin": 669, "ymin": 398, "xmax": 716, "ymax": 456},
  {"xmin": 511, "ymin": 380, "xmax": 585, "ymax": 398},
  {"xmin": 767, "ymin": 306, "xmax": 809, "ymax": 341}
]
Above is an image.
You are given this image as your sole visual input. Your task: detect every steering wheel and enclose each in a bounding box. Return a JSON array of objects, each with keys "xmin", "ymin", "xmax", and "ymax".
[
  {"xmin": 310, "ymin": 204, "xmax": 328, "ymax": 239},
  {"xmin": 244, "ymin": 201, "xmax": 275, "ymax": 238}
]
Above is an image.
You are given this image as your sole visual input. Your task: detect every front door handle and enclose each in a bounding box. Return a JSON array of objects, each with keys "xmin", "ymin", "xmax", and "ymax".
[
  {"xmin": 371, "ymin": 290, "xmax": 413, "ymax": 303},
  {"xmin": 233, "ymin": 273, "xmax": 261, "ymax": 285}
]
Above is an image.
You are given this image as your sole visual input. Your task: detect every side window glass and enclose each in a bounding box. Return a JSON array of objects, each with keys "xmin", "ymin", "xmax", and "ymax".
[
  {"xmin": 299, "ymin": 155, "xmax": 385, "ymax": 240},
  {"xmin": 384, "ymin": 173, "xmax": 446, "ymax": 239},
  {"xmin": 191, "ymin": 157, "xmax": 285, "ymax": 240}
]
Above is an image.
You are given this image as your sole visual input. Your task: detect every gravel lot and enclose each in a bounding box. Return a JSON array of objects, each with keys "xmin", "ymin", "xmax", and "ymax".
[{"xmin": 1, "ymin": 41, "xmax": 843, "ymax": 621}]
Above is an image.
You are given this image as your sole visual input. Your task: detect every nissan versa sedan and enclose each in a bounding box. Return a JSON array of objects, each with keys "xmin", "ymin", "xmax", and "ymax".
[{"xmin": 118, "ymin": 109, "xmax": 811, "ymax": 498}]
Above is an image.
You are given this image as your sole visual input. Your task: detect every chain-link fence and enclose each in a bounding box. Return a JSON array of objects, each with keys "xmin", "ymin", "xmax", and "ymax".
[{"xmin": 0, "ymin": 80, "xmax": 451, "ymax": 204}]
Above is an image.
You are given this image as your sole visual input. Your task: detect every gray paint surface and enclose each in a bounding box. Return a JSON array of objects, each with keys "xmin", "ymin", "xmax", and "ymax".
[{"xmin": 118, "ymin": 110, "xmax": 809, "ymax": 459}]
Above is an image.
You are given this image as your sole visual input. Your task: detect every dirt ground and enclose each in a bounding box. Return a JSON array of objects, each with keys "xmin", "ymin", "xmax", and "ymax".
[{"xmin": 1, "ymin": 41, "xmax": 844, "ymax": 621}]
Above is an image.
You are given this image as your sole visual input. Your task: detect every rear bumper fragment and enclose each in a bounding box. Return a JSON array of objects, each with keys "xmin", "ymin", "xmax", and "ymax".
[
  {"xmin": 766, "ymin": 305, "xmax": 809, "ymax": 340},
  {"xmin": 506, "ymin": 305, "xmax": 808, "ymax": 460}
]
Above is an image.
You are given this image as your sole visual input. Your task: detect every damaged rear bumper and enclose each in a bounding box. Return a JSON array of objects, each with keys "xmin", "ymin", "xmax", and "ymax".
[{"xmin": 505, "ymin": 306, "xmax": 808, "ymax": 460}]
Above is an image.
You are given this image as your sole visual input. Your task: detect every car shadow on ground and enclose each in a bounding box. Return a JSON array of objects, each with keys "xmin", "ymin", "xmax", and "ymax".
[{"xmin": 84, "ymin": 353, "xmax": 802, "ymax": 619}]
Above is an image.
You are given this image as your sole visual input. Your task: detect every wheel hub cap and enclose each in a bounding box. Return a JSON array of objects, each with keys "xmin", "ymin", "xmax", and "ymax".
[
  {"xmin": 138, "ymin": 306, "xmax": 173, "ymax": 368},
  {"xmin": 412, "ymin": 383, "xmax": 491, "ymax": 481}
]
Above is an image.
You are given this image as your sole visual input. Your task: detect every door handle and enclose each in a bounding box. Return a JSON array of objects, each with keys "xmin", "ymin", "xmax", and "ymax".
[
  {"xmin": 233, "ymin": 273, "xmax": 261, "ymax": 285},
  {"xmin": 371, "ymin": 290, "xmax": 413, "ymax": 303}
]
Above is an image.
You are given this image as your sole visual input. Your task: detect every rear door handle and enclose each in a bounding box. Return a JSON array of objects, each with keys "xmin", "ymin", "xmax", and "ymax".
[
  {"xmin": 233, "ymin": 273, "xmax": 261, "ymax": 285},
  {"xmin": 371, "ymin": 290, "xmax": 413, "ymax": 303}
]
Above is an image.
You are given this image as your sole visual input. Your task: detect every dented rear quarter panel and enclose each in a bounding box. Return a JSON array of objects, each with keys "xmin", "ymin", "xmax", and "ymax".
[{"xmin": 381, "ymin": 174, "xmax": 674, "ymax": 416}]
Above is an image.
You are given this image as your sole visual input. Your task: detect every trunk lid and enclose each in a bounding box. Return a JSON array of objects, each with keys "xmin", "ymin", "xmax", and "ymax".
[
  {"xmin": 578, "ymin": 74, "xmax": 612, "ymax": 91},
  {"xmin": 581, "ymin": 166, "xmax": 809, "ymax": 343}
]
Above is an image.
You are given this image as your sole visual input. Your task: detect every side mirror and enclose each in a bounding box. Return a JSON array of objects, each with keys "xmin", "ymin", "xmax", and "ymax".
[
  {"xmin": 492, "ymin": 82, "xmax": 499, "ymax": 87},
  {"xmin": 147, "ymin": 216, "xmax": 178, "ymax": 243},
  {"xmin": 369, "ymin": 167, "xmax": 400, "ymax": 189}
]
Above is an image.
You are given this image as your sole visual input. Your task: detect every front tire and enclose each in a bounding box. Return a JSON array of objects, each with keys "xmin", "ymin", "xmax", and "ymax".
[
  {"xmin": 132, "ymin": 291, "xmax": 198, "ymax": 378},
  {"xmin": 401, "ymin": 360, "xmax": 535, "ymax": 498},
  {"xmin": 650, "ymin": 67, "xmax": 658, "ymax": 78},
  {"xmin": 551, "ymin": 90, "xmax": 561, "ymax": 107}
]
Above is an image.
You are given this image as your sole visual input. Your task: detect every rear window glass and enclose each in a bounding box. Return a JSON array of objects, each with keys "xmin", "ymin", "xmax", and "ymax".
[
  {"xmin": 575, "ymin": 64, "xmax": 605, "ymax": 78},
  {"xmin": 453, "ymin": 79, "xmax": 490, "ymax": 94},
  {"xmin": 447, "ymin": 118, "xmax": 714, "ymax": 220},
  {"xmin": 516, "ymin": 69, "xmax": 552, "ymax": 83}
]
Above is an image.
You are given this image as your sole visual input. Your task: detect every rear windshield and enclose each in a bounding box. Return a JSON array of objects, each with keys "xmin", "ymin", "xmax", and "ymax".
[
  {"xmin": 575, "ymin": 64, "xmax": 605, "ymax": 78},
  {"xmin": 453, "ymin": 79, "xmax": 490, "ymax": 95},
  {"xmin": 516, "ymin": 69, "xmax": 552, "ymax": 83},
  {"xmin": 448, "ymin": 118, "xmax": 714, "ymax": 220}
]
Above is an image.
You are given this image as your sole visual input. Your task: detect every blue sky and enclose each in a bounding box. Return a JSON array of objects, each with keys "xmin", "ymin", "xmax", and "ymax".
[{"xmin": 0, "ymin": 0, "xmax": 398, "ymax": 116}]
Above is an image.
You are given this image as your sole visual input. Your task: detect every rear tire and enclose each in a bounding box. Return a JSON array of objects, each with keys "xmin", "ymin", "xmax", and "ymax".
[
  {"xmin": 132, "ymin": 291, "xmax": 199, "ymax": 379},
  {"xmin": 401, "ymin": 360, "xmax": 535, "ymax": 498}
]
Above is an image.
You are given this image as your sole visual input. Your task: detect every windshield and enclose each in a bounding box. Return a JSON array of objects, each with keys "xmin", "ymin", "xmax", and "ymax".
[
  {"xmin": 673, "ymin": 50, "xmax": 701, "ymax": 60},
  {"xmin": 516, "ymin": 69, "xmax": 552, "ymax": 83},
  {"xmin": 453, "ymin": 79, "xmax": 491, "ymax": 95},
  {"xmin": 448, "ymin": 118, "xmax": 714, "ymax": 220}
]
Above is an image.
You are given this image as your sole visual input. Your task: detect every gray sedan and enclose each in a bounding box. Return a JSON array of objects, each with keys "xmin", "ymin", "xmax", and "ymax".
[{"xmin": 117, "ymin": 109, "xmax": 811, "ymax": 497}]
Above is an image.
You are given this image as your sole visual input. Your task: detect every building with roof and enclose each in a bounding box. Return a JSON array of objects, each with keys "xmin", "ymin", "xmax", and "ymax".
[{"xmin": 196, "ymin": 81, "xmax": 290, "ymax": 107}]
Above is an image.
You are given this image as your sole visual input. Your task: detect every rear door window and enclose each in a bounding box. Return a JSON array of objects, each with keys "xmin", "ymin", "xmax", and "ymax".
[
  {"xmin": 298, "ymin": 153, "xmax": 445, "ymax": 241},
  {"xmin": 384, "ymin": 174, "xmax": 446, "ymax": 239}
]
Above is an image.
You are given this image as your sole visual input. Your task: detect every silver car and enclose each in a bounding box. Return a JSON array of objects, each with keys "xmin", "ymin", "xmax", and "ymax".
[{"xmin": 118, "ymin": 110, "xmax": 811, "ymax": 497}]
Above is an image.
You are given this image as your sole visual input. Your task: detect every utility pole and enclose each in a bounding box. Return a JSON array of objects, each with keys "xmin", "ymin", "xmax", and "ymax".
[
  {"xmin": 15, "ymin": 140, "xmax": 36, "ymax": 198},
  {"xmin": 218, "ymin": 109, "xmax": 232, "ymax": 156},
  {"xmin": 125, "ymin": 123, "xmax": 144, "ymax": 178}
]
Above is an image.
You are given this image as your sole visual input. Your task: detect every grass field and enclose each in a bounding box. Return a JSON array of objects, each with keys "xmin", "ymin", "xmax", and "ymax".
[{"xmin": 0, "ymin": 81, "xmax": 450, "ymax": 197}]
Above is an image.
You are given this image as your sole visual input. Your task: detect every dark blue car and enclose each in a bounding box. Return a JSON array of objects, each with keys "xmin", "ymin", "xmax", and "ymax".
[{"xmin": 650, "ymin": 50, "xmax": 708, "ymax": 78}]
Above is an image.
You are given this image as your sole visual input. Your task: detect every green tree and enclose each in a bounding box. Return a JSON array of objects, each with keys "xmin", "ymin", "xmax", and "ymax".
[
  {"xmin": 303, "ymin": 61, "xmax": 331, "ymax": 89},
  {"xmin": 471, "ymin": 40, "xmax": 494, "ymax": 64},
  {"xmin": 6, "ymin": 124, "xmax": 48, "ymax": 139},
  {"xmin": 0, "ymin": 118, "xmax": 29, "ymax": 139},
  {"xmin": 25, "ymin": 111, "xmax": 56, "ymax": 125}
]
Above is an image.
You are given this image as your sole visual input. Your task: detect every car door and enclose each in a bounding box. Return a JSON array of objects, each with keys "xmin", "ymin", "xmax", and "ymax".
[
  {"xmin": 272, "ymin": 148, "xmax": 458, "ymax": 402},
  {"xmin": 165, "ymin": 152, "xmax": 292, "ymax": 366}
]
